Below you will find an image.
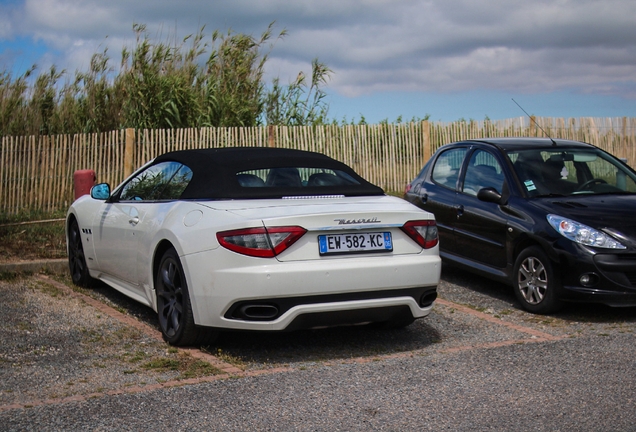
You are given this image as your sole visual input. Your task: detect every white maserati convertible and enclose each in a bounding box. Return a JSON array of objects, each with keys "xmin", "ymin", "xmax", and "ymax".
[{"xmin": 66, "ymin": 147, "xmax": 441, "ymax": 346}]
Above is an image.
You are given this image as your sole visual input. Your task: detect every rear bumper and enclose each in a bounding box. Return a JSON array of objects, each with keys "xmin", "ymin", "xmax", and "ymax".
[{"xmin": 181, "ymin": 248, "xmax": 441, "ymax": 330}]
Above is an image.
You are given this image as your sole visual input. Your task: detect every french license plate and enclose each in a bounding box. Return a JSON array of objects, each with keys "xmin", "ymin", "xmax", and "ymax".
[{"xmin": 318, "ymin": 232, "xmax": 392, "ymax": 255}]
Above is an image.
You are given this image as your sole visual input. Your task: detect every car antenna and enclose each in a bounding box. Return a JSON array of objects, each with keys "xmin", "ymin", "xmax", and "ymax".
[{"xmin": 512, "ymin": 98, "xmax": 557, "ymax": 146}]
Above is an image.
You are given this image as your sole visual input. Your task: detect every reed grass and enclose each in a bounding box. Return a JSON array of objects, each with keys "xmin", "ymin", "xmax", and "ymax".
[{"xmin": 0, "ymin": 22, "xmax": 332, "ymax": 137}]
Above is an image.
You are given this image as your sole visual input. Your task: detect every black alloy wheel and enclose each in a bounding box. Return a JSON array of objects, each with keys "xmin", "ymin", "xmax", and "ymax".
[
  {"xmin": 68, "ymin": 219, "xmax": 94, "ymax": 287},
  {"xmin": 155, "ymin": 247, "xmax": 217, "ymax": 346}
]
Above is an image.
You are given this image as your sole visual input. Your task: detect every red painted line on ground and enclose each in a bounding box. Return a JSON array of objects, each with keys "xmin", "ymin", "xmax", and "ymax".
[
  {"xmin": 435, "ymin": 297, "xmax": 562, "ymax": 341},
  {"xmin": 35, "ymin": 275, "xmax": 242, "ymax": 374},
  {"xmin": 179, "ymin": 347, "xmax": 244, "ymax": 375},
  {"xmin": 0, "ymin": 276, "xmax": 566, "ymax": 412},
  {"xmin": 439, "ymin": 337, "xmax": 557, "ymax": 353},
  {"xmin": 327, "ymin": 336, "xmax": 559, "ymax": 367},
  {"xmin": 36, "ymin": 275, "xmax": 163, "ymax": 341},
  {"xmin": 0, "ymin": 367, "xmax": 296, "ymax": 412}
]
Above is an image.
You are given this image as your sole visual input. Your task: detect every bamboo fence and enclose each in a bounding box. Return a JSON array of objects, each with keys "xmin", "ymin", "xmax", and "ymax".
[{"xmin": 1, "ymin": 117, "xmax": 635, "ymax": 215}]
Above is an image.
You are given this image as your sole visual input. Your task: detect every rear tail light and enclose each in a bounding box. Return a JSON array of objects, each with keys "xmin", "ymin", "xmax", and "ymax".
[
  {"xmin": 217, "ymin": 226, "xmax": 307, "ymax": 258},
  {"xmin": 401, "ymin": 220, "xmax": 438, "ymax": 249}
]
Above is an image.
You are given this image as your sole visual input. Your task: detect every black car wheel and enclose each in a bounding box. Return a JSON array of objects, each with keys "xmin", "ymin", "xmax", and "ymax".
[
  {"xmin": 156, "ymin": 247, "xmax": 217, "ymax": 346},
  {"xmin": 513, "ymin": 246, "xmax": 563, "ymax": 314},
  {"xmin": 68, "ymin": 219, "xmax": 95, "ymax": 287}
]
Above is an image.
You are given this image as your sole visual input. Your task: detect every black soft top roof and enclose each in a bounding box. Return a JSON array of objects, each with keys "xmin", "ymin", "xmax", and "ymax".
[{"xmin": 151, "ymin": 147, "xmax": 384, "ymax": 199}]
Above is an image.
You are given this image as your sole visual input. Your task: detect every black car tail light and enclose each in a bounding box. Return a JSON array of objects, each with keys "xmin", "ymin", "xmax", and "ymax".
[
  {"xmin": 217, "ymin": 226, "xmax": 307, "ymax": 258},
  {"xmin": 401, "ymin": 220, "xmax": 439, "ymax": 249}
]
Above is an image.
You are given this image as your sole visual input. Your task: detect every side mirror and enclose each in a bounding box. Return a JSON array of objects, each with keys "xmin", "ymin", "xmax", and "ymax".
[
  {"xmin": 477, "ymin": 187, "xmax": 503, "ymax": 204},
  {"xmin": 91, "ymin": 183, "xmax": 111, "ymax": 200}
]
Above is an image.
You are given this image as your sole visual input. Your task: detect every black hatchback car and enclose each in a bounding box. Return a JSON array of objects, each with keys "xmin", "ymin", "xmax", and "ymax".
[{"xmin": 405, "ymin": 137, "xmax": 636, "ymax": 313}]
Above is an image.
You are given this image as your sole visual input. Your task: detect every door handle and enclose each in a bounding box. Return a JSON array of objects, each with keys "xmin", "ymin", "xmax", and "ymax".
[
  {"xmin": 129, "ymin": 216, "xmax": 139, "ymax": 226},
  {"xmin": 420, "ymin": 193, "xmax": 428, "ymax": 204},
  {"xmin": 456, "ymin": 205, "xmax": 464, "ymax": 218}
]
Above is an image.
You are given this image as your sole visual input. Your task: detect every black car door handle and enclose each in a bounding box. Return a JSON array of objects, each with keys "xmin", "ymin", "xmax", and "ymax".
[
  {"xmin": 456, "ymin": 204, "xmax": 464, "ymax": 218},
  {"xmin": 420, "ymin": 193, "xmax": 428, "ymax": 204}
]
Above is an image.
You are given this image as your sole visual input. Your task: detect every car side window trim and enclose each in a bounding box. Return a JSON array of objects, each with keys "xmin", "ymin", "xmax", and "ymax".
[
  {"xmin": 118, "ymin": 161, "xmax": 193, "ymax": 202},
  {"xmin": 460, "ymin": 148, "xmax": 506, "ymax": 196},
  {"xmin": 431, "ymin": 147, "xmax": 469, "ymax": 191}
]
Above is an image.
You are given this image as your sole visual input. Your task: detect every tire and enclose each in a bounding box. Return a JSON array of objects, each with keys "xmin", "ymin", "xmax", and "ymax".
[
  {"xmin": 155, "ymin": 247, "xmax": 217, "ymax": 346},
  {"xmin": 68, "ymin": 219, "xmax": 95, "ymax": 287},
  {"xmin": 513, "ymin": 246, "xmax": 563, "ymax": 314}
]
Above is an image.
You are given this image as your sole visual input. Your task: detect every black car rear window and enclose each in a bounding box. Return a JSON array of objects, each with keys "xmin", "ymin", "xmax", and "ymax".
[
  {"xmin": 236, "ymin": 168, "xmax": 360, "ymax": 188},
  {"xmin": 150, "ymin": 147, "xmax": 383, "ymax": 200}
]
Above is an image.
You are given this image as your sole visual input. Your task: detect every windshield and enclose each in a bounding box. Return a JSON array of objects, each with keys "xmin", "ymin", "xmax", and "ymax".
[{"xmin": 507, "ymin": 148, "xmax": 636, "ymax": 197}]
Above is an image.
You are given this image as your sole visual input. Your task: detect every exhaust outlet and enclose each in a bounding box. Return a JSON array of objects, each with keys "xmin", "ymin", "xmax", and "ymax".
[
  {"xmin": 420, "ymin": 291, "xmax": 437, "ymax": 308},
  {"xmin": 238, "ymin": 304, "xmax": 279, "ymax": 320}
]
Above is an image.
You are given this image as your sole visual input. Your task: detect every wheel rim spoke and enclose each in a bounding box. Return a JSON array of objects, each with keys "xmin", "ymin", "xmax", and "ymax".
[
  {"xmin": 519, "ymin": 256, "xmax": 548, "ymax": 305},
  {"xmin": 162, "ymin": 263, "xmax": 176, "ymax": 290},
  {"xmin": 158, "ymin": 257, "xmax": 184, "ymax": 338},
  {"xmin": 169, "ymin": 303, "xmax": 180, "ymax": 332},
  {"xmin": 69, "ymin": 224, "xmax": 86, "ymax": 282}
]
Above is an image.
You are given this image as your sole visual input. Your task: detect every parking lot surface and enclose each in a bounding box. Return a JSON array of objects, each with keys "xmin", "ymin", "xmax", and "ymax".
[{"xmin": 1, "ymin": 266, "xmax": 635, "ymax": 431}]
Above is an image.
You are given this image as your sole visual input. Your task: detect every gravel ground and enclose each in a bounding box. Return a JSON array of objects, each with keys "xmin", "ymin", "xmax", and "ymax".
[
  {"xmin": 0, "ymin": 276, "xmax": 224, "ymax": 407},
  {"xmin": 1, "ymin": 266, "xmax": 636, "ymax": 431}
]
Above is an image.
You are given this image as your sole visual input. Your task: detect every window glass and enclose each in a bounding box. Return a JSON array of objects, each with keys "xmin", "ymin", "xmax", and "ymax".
[
  {"xmin": 508, "ymin": 148, "xmax": 636, "ymax": 196},
  {"xmin": 576, "ymin": 153, "xmax": 636, "ymax": 192},
  {"xmin": 236, "ymin": 168, "xmax": 360, "ymax": 188},
  {"xmin": 431, "ymin": 147, "xmax": 467, "ymax": 190},
  {"xmin": 120, "ymin": 162, "xmax": 193, "ymax": 201},
  {"xmin": 462, "ymin": 150, "xmax": 504, "ymax": 195}
]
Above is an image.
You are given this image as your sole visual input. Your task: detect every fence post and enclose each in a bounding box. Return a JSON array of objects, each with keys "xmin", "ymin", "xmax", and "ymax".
[
  {"xmin": 124, "ymin": 128, "xmax": 135, "ymax": 178},
  {"xmin": 422, "ymin": 120, "xmax": 431, "ymax": 164},
  {"xmin": 530, "ymin": 116, "xmax": 537, "ymax": 137},
  {"xmin": 268, "ymin": 124, "xmax": 275, "ymax": 148},
  {"xmin": 622, "ymin": 117, "xmax": 628, "ymax": 161}
]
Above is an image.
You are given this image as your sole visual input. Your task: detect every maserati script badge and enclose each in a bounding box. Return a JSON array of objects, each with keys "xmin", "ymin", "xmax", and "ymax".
[{"xmin": 334, "ymin": 217, "xmax": 381, "ymax": 225}]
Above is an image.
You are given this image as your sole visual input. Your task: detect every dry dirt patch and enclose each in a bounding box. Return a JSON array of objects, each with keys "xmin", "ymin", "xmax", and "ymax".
[
  {"xmin": 0, "ymin": 218, "xmax": 67, "ymax": 263},
  {"xmin": 0, "ymin": 276, "xmax": 223, "ymax": 407}
]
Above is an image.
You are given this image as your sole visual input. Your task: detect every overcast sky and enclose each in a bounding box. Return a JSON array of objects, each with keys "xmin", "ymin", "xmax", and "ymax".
[{"xmin": 1, "ymin": 0, "xmax": 635, "ymax": 123}]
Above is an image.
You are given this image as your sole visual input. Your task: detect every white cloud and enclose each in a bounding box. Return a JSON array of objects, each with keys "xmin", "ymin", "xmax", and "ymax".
[{"xmin": 1, "ymin": 0, "xmax": 635, "ymax": 103}]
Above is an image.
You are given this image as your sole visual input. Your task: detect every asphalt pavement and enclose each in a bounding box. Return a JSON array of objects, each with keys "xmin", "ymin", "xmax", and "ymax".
[{"xmin": 1, "ymin": 261, "xmax": 635, "ymax": 431}]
